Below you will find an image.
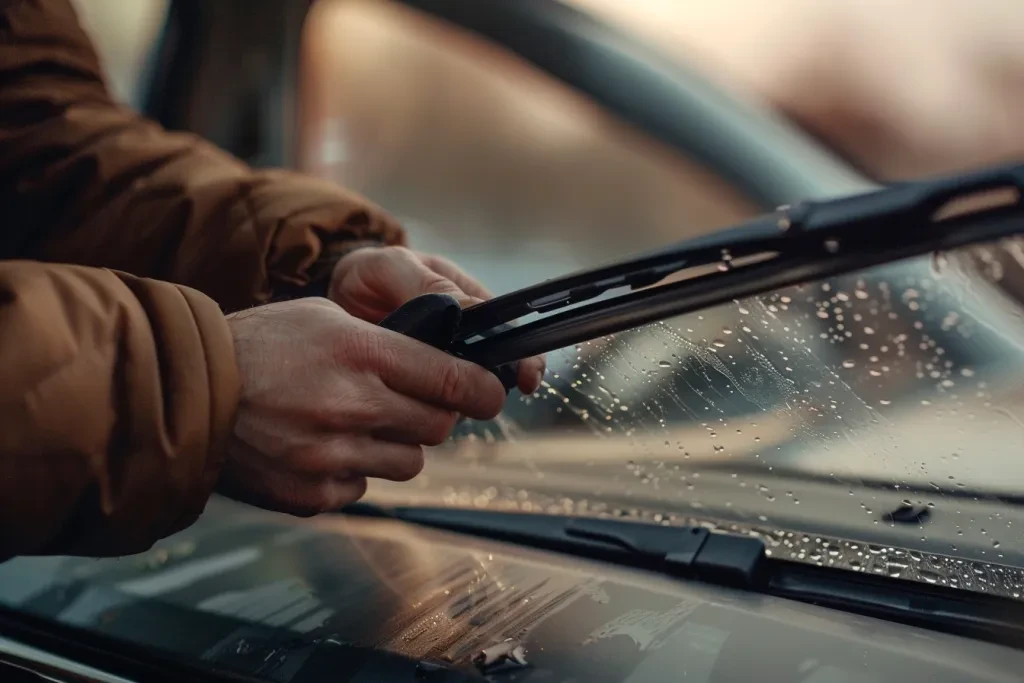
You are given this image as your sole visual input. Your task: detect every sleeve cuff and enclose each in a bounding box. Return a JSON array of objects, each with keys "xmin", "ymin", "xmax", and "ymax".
[{"xmin": 270, "ymin": 238, "xmax": 383, "ymax": 301}]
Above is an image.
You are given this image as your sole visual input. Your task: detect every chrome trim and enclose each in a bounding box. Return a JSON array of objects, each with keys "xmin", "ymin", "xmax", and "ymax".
[{"xmin": 0, "ymin": 635, "xmax": 136, "ymax": 683}]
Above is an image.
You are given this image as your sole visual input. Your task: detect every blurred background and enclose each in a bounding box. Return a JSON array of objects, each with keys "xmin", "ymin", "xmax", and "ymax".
[
  {"xmin": 71, "ymin": 0, "xmax": 1024, "ymax": 285},
  {"xmin": 65, "ymin": 0, "xmax": 1024, "ymax": 551},
  {"xmin": 75, "ymin": 0, "xmax": 1024, "ymax": 176}
]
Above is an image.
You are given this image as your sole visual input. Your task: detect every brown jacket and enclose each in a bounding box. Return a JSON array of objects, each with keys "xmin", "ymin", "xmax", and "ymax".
[{"xmin": 0, "ymin": 0, "xmax": 405, "ymax": 560}]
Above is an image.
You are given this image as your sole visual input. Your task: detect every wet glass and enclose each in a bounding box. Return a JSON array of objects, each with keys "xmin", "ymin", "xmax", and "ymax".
[
  {"xmin": 298, "ymin": 0, "xmax": 1024, "ymax": 591},
  {"xmin": 369, "ymin": 236, "xmax": 1024, "ymax": 588}
]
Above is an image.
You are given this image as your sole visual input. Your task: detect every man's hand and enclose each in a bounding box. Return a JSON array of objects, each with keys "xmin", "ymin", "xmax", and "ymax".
[
  {"xmin": 329, "ymin": 246, "xmax": 546, "ymax": 394},
  {"xmin": 219, "ymin": 298, "xmax": 507, "ymax": 516}
]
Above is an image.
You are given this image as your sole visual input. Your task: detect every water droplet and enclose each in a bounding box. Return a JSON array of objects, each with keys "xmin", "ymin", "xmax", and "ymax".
[
  {"xmin": 864, "ymin": 327, "xmax": 876, "ymax": 335},
  {"xmin": 841, "ymin": 360, "xmax": 856, "ymax": 369},
  {"xmin": 879, "ymin": 399, "xmax": 891, "ymax": 406},
  {"xmin": 658, "ymin": 360, "xmax": 671, "ymax": 368},
  {"xmin": 712, "ymin": 340, "xmax": 727, "ymax": 349}
]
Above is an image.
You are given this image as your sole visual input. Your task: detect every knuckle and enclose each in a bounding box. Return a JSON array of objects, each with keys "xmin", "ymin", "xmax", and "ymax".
[
  {"xmin": 339, "ymin": 326, "xmax": 395, "ymax": 373},
  {"xmin": 437, "ymin": 360, "xmax": 468, "ymax": 408},
  {"xmin": 308, "ymin": 394, "xmax": 357, "ymax": 429},
  {"xmin": 354, "ymin": 393, "xmax": 390, "ymax": 427},
  {"xmin": 341, "ymin": 390, "xmax": 377, "ymax": 421}
]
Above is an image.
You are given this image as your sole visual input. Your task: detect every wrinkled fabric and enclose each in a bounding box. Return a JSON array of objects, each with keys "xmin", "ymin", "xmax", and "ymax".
[{"xmin": 0, "ymin": 0, "xmax": 406, "ymax": 560}]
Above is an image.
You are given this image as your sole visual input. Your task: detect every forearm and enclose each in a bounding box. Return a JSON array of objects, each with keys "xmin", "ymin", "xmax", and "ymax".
[
  {"xmin": 0, "ymin": 0, "xmax": 405, "ymax": 312},
  {"xmin": 0, "ymin": 261, "xmax": 239, "ymax": 560}
]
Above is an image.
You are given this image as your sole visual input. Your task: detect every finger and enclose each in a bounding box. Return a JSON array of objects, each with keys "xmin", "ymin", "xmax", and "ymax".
[
  {"xmin": 369, "ymin": 395, "xmax": 459, "ymax": 447},
  {"xmin": 378, "ymin": 247, "xmax": 479, "ymax": 309},
  {"xmin": 416, "ymin": 254, "xmax": 545, "ymax": 393},
  {"xmin": 308, "ymin": 373, "xmax": 460, "ymax": 445},
  {"xmin": 371, "ymin": 328, "xmax": 507, "ymax": 419},
  {"xmin": 219, "ymin": 451, "xmax": 368, "ymax": 516},
  {"xmin": 290, "ymin": 437, "xmax": 427, "ymax": 482},
  {"xmin": 516, "ymin": 355, "xmax": 547, "ymax": 395},
  {"xmin": 319, "ymin": 382, "xmax": 459, "ymax": 446},
  {"xmin": 418, "ymin": 253, "xmax": 495, "ymax": 301},
  {"xmin": 281, "ymin": 475, "xmax": 366, "ymax": 514}
]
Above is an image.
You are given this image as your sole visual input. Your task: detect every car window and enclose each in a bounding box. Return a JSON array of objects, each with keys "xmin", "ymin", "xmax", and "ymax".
[
  {"xmin": 68, "ymin": 0, "xmax": 169, "ymax": 109},
  {"xmin": 298, "ymin": 0, "xmax": 759, "ymax": 293}
]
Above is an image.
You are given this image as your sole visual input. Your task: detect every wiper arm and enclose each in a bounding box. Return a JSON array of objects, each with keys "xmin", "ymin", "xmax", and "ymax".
[
  {"xmin": 343, "ymin": 504, "xmax": 1024, "ymax": 649},
  {"xmin": 380, "ymin": 162, "xmax": 1024, "ymax": 374}
]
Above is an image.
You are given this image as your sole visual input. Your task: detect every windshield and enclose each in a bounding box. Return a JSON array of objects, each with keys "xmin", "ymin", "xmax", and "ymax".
[
  {"xmin": 369, "ymin": 236, "xmax": 1024, "ymax": 588},
  {"xmin": 295, "ymin": 0, "xmax": 1024, "ymax": 595}
]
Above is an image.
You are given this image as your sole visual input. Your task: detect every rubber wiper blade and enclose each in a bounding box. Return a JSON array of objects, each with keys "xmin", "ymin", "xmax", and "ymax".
[{"xmin": 448, "ymin": 162, "xmax": 1024, "ymax": 368}]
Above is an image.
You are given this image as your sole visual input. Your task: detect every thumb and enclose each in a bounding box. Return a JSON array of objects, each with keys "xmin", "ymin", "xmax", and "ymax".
[{"xmin": 388, "ymin": 249, "xmax": 481, "ymax": 309}]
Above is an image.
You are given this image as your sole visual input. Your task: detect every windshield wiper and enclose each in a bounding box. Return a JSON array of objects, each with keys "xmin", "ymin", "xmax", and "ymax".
[
  {"xmin": 381, "ymin": 162, "xmax": 1024, "ymax": 375},
  {"xmin": 343, "ymin": 503, "xmax": 1024, "ymax": 649}
]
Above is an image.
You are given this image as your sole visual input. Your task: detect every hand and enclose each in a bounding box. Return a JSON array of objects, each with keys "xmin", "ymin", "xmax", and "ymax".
[
  {"xmin": 219, "ymin": 298, "xmax": 507, "ymax": 516},
  {"xmin": 329, "ymin": 246, "xmax": 545, "ymax": 394}
]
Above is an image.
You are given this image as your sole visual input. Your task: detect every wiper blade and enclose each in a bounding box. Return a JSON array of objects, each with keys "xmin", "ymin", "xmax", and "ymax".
[
  {"xmin": 381, "ymin": 162, "xmax": 1024, "ymax": 371},
  {"xmin": 343, "ymin": 504, "xmax": 1024, "ymax": 649},
  {"xmin": 350, "ymin": 504, "xmax": 766, "ymax": 588}
]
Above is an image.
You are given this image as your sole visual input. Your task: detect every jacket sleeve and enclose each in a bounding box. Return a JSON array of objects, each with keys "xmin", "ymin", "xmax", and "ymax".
[
  {"xmin": 0, "ymin": 261, "xmax": 240, "ymax": 560},
  {"xmin": 0, "ymin": 0, "xmax": 406, "ymax": 312}
]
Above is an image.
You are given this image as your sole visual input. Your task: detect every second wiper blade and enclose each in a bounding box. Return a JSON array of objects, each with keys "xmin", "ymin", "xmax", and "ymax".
[
  {"xmin": 343, "ymin": 504, "xmax": 766, "ymax": 588},
  {"xmin": 341, "ymin": 504, "xmax": 1024, "ymax": 650},
  {"xmin": 449, "ymin": 162, "xmax": 1024, "ymax": 368}
]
